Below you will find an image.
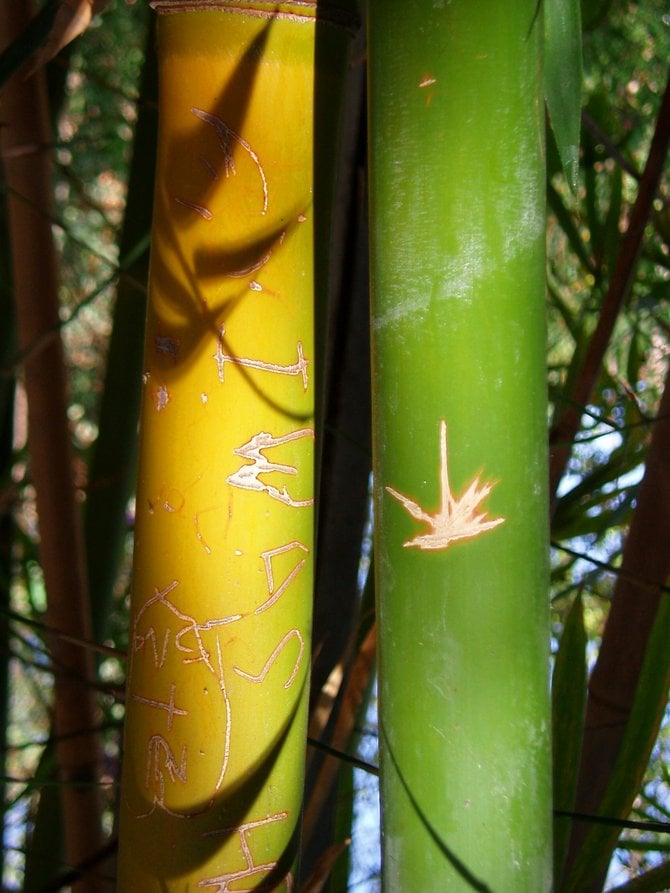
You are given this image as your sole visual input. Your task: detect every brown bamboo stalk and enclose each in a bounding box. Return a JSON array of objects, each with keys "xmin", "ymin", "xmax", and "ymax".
[
  {"xmin": 549, "ymin": 67, "xmax": 670, "ymax": 508},
  {"xmin": 0, "ymin": 7, "xmax": 103, "ymax": 890}
]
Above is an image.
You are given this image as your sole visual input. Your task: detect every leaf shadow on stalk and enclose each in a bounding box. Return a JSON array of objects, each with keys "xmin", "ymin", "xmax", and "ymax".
[
  {"xmin": 126, "ymin": 672, "xmax": 308, "ymax": 887},
  {"xmin": 380, "ymin": 719, "xmax": 495, "ymax": 893},
  {"xmin": 150, "ymin": 16, "xmax": 312, "ymax": 423}
]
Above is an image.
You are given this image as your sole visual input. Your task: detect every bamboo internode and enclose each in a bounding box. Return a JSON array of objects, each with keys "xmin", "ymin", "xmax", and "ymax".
[{"xmin": 118, "ymin": 8, "xmax": 317, "ymax": 888}]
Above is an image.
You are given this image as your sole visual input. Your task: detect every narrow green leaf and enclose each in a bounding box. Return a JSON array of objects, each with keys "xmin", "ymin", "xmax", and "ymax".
[
  {"xmin": 552, "ymin": 592, "xmax": 587, "ymax": 882},
  {"xmin": 626, "ymin": 326, "xmax": 643, "ymax": 394},
  {"xmin": 564, "ymin": 594, "xmax": 670, "ymax": 890},
  {"xmin": 545, "ymin": 0, "xmax": 583, "ymax": 191},
  {"xmin": 83, "ymin": 15, "xmax": 155, "ymax": 644},
  {"xmin": 22, "ymin": 743, "xmax": 65, "ymax": 893}
]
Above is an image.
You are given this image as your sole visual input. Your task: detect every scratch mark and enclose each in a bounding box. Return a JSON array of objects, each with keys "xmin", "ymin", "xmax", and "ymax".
[
  {"xmin": 199, "ymin": 154, "xmax": 218, "ymax": 180},
  {"xmin": 213, "ymin": 325, "xmax": 308, "ymax": 389},
  {"xmin": 191, "ymin": 106, "xmax": 269, "ymax": 215},
  {"xmin": 226, "ymin": 246, "xmax": 274, "ymax": 279},
  {"xmin": 174, "ymin": 196, "xmax": 214, "ymax": 220},
  {"xmin": 199, "ymin": 812, "xmax": 293, "ymax": 892},
  {"xmin": 193, "ymin": 511, "xmax": 213, "ymax": 554},
  {"xmin": 213, "ymin": 635, "xmax": 232, "ymax": 793},
  {"xmin": 132, "ymin": 683, "xmax": 188, "ymax": 731},
  {"xmin": 256, "ymin": 541, "xmax": 310, "ymax": 615},
  {"xmin": 234, "ymin": 628, "xmax": 304, "ymax": 689}
]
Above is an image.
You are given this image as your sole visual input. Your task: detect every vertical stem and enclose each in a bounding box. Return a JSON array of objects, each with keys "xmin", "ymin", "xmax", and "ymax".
[
  {"xmin": 0, "ymin": 6, "xmax": 102, "ymax": 890},
  {"xmin": 84, "ymin": 14, "xmax": 155, "ymax": 645},
  {"xmin": 116, "ymin": 2, "xmax": 355, "ymax": 887},
  {"xmin": 368, "ymin": 2, "xmax": 551, "ymax": 889}
]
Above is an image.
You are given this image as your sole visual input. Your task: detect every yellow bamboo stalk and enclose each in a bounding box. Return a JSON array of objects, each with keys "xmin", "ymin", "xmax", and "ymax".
[{"xmin": 116, "ymin": 3, "xmax": 352, "ymax": 888}]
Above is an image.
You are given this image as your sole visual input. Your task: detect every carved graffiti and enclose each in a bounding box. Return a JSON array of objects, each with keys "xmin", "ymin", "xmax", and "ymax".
[
  {"xmin": 128, "ymin": 536, "xmax": 309, "ymax": 819},
  {"xmin": 256, "ymin": 541, "xmax": 309, "ymax": 615},
  {"xmin": 213, "ymin": 325, "xmax": 309, "ymax": 390},
  {"xmin": 233, "ymin": 628, "xmax": 304, "ymax": 689},
  {"xmin": 189, "ymin": 106, "xmax": 268, "ymax": 215},
  {"xmin": 198, "ymin": 812, "xmax": 294, "ymax": 892},
  {"xmin": 124, "ymin": 81, "xmax": 312, "ymax": 884},
  {"xmin": 386, "ymin": 420, "xmax": 505, "ymax": 550},
  {"xmin": 226, "ymin": 429, "xmax": 314, "ymax": 507},
  {"xmin": 132, "ymin": 683, "xmax": 188, "ymax": 731}
]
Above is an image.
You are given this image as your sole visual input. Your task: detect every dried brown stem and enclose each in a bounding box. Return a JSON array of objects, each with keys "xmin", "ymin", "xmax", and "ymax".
[{"xmin": 0, "ymin": 7, "xmax": 104, "ymax": 890}]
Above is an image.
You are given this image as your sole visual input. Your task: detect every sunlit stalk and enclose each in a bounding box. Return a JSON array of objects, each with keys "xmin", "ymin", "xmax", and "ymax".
[{"xmin": 116, "ymin": 2, "xmax": 351, "ymax": 886}]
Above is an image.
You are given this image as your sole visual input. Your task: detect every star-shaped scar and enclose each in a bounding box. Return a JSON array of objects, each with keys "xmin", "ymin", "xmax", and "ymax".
[{"xmin": 385, "ymin": 420, "xmax": 505, "ymax": 551}]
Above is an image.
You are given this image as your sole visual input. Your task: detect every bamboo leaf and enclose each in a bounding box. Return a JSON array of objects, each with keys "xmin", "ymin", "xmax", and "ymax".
[
  {"xmin": 22, "ymin": 743, "xmax": 64, "ymax": 893},
  {"xmin": 564, "ymin": 594, "xmax": 670, "ymax": 891},
  {"xmin": 552, "ymin": 592, "xmax": 587, "ymax": 882},
  {"xmin": 545, "ymin": 0, "xmax": 583, "ymax": 191}
]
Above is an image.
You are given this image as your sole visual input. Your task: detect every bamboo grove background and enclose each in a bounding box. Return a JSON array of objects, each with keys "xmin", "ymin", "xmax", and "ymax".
[{"xmin": 0, "ymin": 0, "xmax": 669, "ymax": 890}]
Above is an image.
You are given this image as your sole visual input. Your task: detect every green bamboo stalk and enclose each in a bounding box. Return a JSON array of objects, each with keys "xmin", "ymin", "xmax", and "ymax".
[
  {"xmin": 84, "ymin": 14, "xmax": 155, "ymax": 645},
  {"xmin": 367, "ymin": 3, "xmax": 551, "ymax": 890}
]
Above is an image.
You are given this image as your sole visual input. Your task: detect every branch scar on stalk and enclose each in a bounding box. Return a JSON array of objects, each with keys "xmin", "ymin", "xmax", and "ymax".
[{"xmin": 385, "ymin": 420, "xmax": 505, "ymax": 551}]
